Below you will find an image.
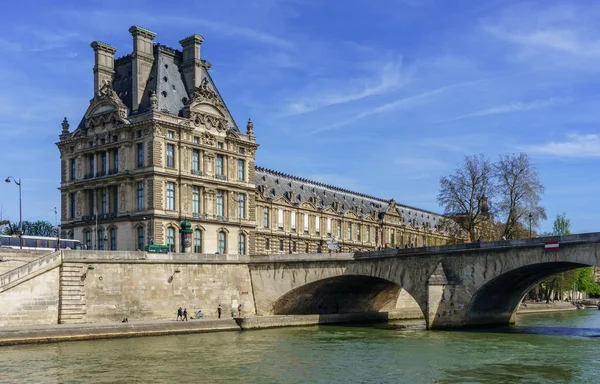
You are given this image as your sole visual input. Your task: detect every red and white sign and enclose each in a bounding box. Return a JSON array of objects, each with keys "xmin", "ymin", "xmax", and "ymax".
[{"xmin": 545, "ymin": 241, "xmax": 559, "ymax": 251}]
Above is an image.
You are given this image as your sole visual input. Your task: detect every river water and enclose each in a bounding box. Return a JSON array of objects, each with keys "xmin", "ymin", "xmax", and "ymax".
[{"xmin": 2, "ymin": 311, "xmax": 600, "ymax": 383}]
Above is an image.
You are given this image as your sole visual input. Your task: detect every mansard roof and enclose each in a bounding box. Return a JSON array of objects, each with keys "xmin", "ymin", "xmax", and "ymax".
[
  {"xmin": 75, "ymin": 43, "xmax": 239, "ymax": 131},
  {"xmin": 254, "ymin": 166, "xmax": 443, "ymax": 228}
]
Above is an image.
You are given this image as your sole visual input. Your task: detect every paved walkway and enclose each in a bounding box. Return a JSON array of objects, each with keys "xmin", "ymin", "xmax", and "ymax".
[{"xmin": 0, "ymin": 318, "xmax": 240, "ymax": 346}]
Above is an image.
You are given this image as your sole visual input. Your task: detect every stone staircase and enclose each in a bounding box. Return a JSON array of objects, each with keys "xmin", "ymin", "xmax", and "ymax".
[
  {"xmin": 58, "ymin": 263, "xmax": 87, "ymax": 324},
  {"xmin": 0, "ymin": 251, "xmax": 62, "ymax": 294}
]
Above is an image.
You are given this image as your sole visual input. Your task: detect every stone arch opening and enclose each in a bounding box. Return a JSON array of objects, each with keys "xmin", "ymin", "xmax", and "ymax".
[
  {"xmin": 273, "ymin": 275, "xmax": 420, "ymax": 316},
  {"xmin": 467, "ymin": 262, "xmax": 589, "ymax": 326}
]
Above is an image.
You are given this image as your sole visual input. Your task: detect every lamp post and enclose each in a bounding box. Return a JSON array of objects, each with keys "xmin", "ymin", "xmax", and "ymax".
[
  {"xmin": 5, "ymin": 176, "xmax": 22, "ymax": 249},
  {"xmin": 528, "ymin": 213, "xmax": 533, "ymax": 239}
]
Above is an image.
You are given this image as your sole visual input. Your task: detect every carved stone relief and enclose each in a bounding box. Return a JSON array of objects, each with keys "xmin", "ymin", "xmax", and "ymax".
[
  {"xmin": 120, "ymin": 183, "xmax": 128, "ymax": 211},
  {"xmin": 76, "ymin": 191, "xmax": 82, "ymax": 217}
]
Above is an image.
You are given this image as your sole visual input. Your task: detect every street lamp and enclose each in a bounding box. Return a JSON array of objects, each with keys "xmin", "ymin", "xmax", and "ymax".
[
  {"xmin": 528, "ymin": 213, "xmax": 533, "ymax": 239},
  {"xmin": 5, "ymin": 176, "xmax": 22, "ymax": 249}
]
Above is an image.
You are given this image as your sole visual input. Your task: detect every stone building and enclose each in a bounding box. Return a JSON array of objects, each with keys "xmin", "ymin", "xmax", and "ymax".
[{"xmin": 57, "ymin": 27, "xmax": 451, "ymax": 254}]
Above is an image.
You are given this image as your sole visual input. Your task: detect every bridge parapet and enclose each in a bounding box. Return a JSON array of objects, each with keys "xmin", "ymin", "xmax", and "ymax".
[{"xmin": 354, "ymin": 232, "xmax": 600, "ymax": 259}]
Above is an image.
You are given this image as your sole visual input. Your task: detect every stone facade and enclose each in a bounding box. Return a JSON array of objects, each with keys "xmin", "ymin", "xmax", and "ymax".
[{"xmin": 56, "ymin": 27, "xmax": 451, "ymax": 256}]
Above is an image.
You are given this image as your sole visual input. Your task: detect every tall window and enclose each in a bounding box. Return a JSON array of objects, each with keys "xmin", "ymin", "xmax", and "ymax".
[
  {"xmin": 70, "ymin": 192, "xmax": 76, "ymax": 218},
  {"xmin": 85, "ymin": 231, "xmax": 91, "ymax": 250},
  {"xmin": 216, "ymin": 154, "xmax": 223, "ymax": 175},
  {"xmin": 192, "ymin": 186, "xmax": 200, "ymax": 213},
  {"xmin": 166, "ymin": 144, "xmax": 174, "ymax": 168},
  {"xmin": 98, "ymin": 230, "xmax": 105, "ymax": 250},
  {"xmin": 137, "ymin": 227, "xmax": 144, "ymax": 251},
  {"xmin": 357, "ymin": 225, "xmax": 361, "ymax": 241},
  {"xmin": 101, "ymin": 189, "xmax": 107, "ymax": 214},
  {"xmin": 88, "ymin": 190, "xmax": 95, "ymax": 215},
  {"xmin": 279, "ymin": 240, "xmax": 284, "ymax": 251},
  {"xmin": 337, "ymin": 220, "xmax": 341, "ymax": 238},
  {"xmin": 89, "ymin": 155, "xmax": 94, "ymax": 175},
  {"xmin": 263, "ymin": 207, "xmax": 269, "ymax": 228},
  {"xmin": 137, "ymin": 143, "xmax": 144, "ymax": 168},
  {"xmin": 265, "ymin": 238, "xmax": 270, "ymax": 250},
  {"xmin": 238, "ymin": 193, "xmax": 245, "ymax": 219},
  {"xmin": 137, "ymin": 181, "xmax": 144, "ymax": 210},
  {"xmin": 327, "ymin": 218, "xmax": 332, "ymax": 236},
  {"xmin": 113, "ymin": 151, "xmax": 119, "ymax": 171},
  {"xmin": 278, "ymin": 209, "xmax": 284, "ymax": 230},
  {"xmin": 291, "ymin": 211, "xmax": 296, "ymax": 232},
  {"xmin": 347, "ymin": 222, "xmax": 352, "ymax": 240},
  {"xmin": 166, "ymin": 182, "xmax": 175, "ymax": 210},
  {"xmin": 167, "ymin": 227, "xmax": 175, "ymax": 252},
  {"xmin": 239, "ymin": 233, "xmax": 246, "ymax": 255},
  {"xmin": 218, "ymin": 231, "xmax": 226, "ymax": 254},
  {"xmin": 216, "ymin": 190, "xmax": 224, "ymax": 216},
  {"xmin": 303, "ymin": 213, "xmax": 309, "ymax": 233},
  {"xmin": 110, "ymin": 228, "xmax": 117, "ymax": 250},
  {"xmin": 194, "ymin": 229, "xmax": 202, "ymax": 253},
  {"xmin": 70, "ymin": 159, "xmax": 76, "ymax": 180},
  {"xmin": 101, "ymin": 152, "xmax": 107, "ymax": 173},
  {"xmin": 112, "ymin": 186, "xmax": 118, "ymax": 213},
  {"xmin": 192, "ymin": 149, "xmax": 199, "ymax": 172},
  {"xmin": 315, "ymin": 215, "xmax": 320, "ymax": 235},
  {"xmin": 237, "ymin": 159, "xmax": 245, "ymax": 181},
  {"xmin": 366, "ymin": 226, "xmax": 371, "ymax": 242}
]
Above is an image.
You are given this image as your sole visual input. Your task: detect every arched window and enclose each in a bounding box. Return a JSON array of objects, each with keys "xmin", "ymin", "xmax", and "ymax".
[
  {"xmin": 110, "ymin": 228, "xmax": 117, "ymax": 250},
  {"xmin": 98, "ymin": 230, "xmax": 105, "ymax": 250},
  {"xmin": 194, "ymin": 229, "xmax": 203, "ymax": 253},
  {"xmin": 167, "ymin": 227, "xmax": 176, "ymax": 252},
  {"xmin": 137, "ymin": 227, "xmax": 144, "ymax": 251},
  {"xmin": 85, "ymin": 231, "xmax": 91, "ymax": 250},
  {"xmin": 239, "ymin": 233, "xmax": 246, "ymax": 255},
  {"xmin": 218, "ymin": 231, "xmax": 226, "ymax": 254}
]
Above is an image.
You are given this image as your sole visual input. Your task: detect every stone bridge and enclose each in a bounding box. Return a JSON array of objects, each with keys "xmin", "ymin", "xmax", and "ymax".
[{"xmin": 249, "ymin": 233, "xmax": 600, "ymax": 329}]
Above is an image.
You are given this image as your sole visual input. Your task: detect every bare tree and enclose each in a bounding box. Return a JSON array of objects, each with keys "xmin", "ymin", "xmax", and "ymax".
[
  {"xmin": 494, "ymin": 153, "xmax": 546, "ymax": 238},
  {"xmin": 437, "ymin": 154, "xmax": 494, "ymax": 241}
]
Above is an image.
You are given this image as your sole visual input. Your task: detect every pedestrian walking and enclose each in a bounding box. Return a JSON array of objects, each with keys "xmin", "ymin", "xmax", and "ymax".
[
  {"xmin": 237, "ymin": 303, "xmax": 242, "ymax": 317},
  {"xmin": 217, "ymin": 304, "xmax": 222, "ymax": 319},
  {"xmin": 176, "ymin": 307, "xmax": 183, "ymax": 321},
  {"xmin": 183, "ymin": 308, "xmax": 188, "ymax": 321}
]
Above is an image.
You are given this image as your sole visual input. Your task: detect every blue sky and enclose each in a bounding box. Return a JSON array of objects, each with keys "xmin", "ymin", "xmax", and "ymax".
[{"xmin": 1, "ymin": 0, "xmax": 599, "ymax": 234}]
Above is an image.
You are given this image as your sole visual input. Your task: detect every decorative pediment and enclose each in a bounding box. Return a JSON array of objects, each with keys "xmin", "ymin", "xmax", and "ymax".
[
  {"xmin": 84, "ymin": 82, "xmax": 129, "ymax": 129},
  {"xmin": 226, "ymin": 127, "xmax": 240, "ymax": 139},
  {"xmin": 190, "ymin": 111, "xmax": 228, "ymax": 131},
  {"xmin": 182, "ymin": 77, "xmax": 228, "ymax": 122}
]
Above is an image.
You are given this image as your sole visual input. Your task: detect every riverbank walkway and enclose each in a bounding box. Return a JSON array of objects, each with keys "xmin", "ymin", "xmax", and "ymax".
[{"xmin": 0, "ymin": 318, "xmax": 240, "ymax": 346}]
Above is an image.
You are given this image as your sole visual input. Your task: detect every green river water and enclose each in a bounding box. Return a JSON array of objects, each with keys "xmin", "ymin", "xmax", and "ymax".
[{"xmin": 2, "ymin": 311, "xmax": 600, "ymax": 383}]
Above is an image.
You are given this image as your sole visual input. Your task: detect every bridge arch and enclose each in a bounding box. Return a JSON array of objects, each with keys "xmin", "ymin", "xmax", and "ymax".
[
  {"xmin": 466, "ymin": 261, "xmax": 590, "ymax": 326},
  {"xmin": 273, "ymin": 275, "xmax": 408, "ymax": 315}
]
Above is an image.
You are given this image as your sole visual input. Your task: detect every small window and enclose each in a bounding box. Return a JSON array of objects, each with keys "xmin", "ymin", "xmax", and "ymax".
[
  {"xmin": 161, "ymin": 91, "xmax": 168, "ymax": 98},
  {"xmin": 136, "ymin": 130, "xmax": 142, "ymax": 138},
  {"xmin": 167, "ymin": 131, "xmax": 174, "ymax": 139},
  {"xmin": 238, "ymin": 147, "xmax": 245, "ymax": 154},
  {"xmin": 193, "ymin": 136, "xmax": 199, "ymax": 144},
  {"xmin": 279, "ymin": 240, "xmax": 284, "ymax": 251},
  {"xmin": 217, "ymin": 142, "xmax": 224, "ymax": 149},
  {"xmin": 163, "ymin": 76, "xmax": 168, "ymax": 82}
]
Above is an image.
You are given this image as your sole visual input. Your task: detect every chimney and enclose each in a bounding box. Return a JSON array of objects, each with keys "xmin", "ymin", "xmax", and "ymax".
[
  {"xmin": 90, "ymin": 41, "xmax": 117, "ymax": 96},
  {"xmin": 179, "ymin": 34, "xmax": 204, "ymax": 94},
  {"xmin": 128, "ymin": 26, "xmax": 157, "ymax": 113}
]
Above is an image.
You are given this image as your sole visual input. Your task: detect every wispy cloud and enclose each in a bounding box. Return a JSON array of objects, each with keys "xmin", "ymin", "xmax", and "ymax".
[
  {"xmin": 525, "ymin": 133, "xmax": 600, "ymax": 158},
  {"xmin": 445, "ymin": 97, "xmax": 565, "ymax": 122},
  {"xmin": 284, "ymin": 58, "xmax": 409, "ymax": 115},
  {"xmin": 310, "ymin": 78, "xmax": 492, "ymax": 134},
  {"xmin": 486, "ymin": 26, "xmax": 600, "ymax": 58}
]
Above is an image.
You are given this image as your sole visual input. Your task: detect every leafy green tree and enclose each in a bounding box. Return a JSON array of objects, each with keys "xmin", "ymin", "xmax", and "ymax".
[
  {"xmin": 552, "ymin": 213, "xmax": 571, "ymax": 236},
  {"xmin": 3, "ymin": 220, "xmax": 57, "ymax": 237}
]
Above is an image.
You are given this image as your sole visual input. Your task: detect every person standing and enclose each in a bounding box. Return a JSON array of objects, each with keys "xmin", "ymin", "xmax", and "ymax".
[
  {"xmin": 176, "ymin": 307, "xmax": 183, "ymax": 321},
  {"xmin": 217, "ymin": 304, "xmax": 222, "ymax": 319},
  {"xmin": 237, "ymin": 303, "xmax": 242, "ymax": 317},
  {"xmin": 183, "ymin": 308, "xmax": 188, "ymax": 321}
]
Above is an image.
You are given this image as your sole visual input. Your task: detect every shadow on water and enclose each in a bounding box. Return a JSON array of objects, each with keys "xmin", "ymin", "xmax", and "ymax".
[{"xmin": 436, "ymin": 363, "xmax": 575, "ymax": 384}]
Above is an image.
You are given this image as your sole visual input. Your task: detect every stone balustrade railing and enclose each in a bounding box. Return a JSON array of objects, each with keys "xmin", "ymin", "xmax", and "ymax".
[
  {"xmin": 62, "ymin": 250, "xmax": 252, "ymax": 263},
  {"xmin": 0, "ymin": 251, "xmax": 62, "ymax": 291}
]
